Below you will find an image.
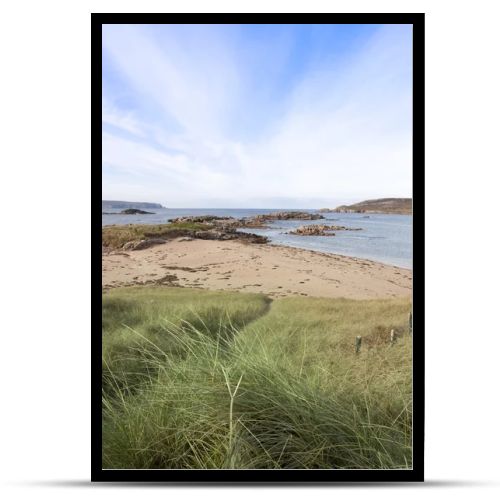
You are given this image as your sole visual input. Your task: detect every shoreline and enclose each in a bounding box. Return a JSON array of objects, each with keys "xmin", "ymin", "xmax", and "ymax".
[
  {"xmin": 263, "ymin": 241, "xmax": 412, "ymax": 271},
  {"xmin": 102, "ymin": 238, "xmax": 412, "ymax": 300}
]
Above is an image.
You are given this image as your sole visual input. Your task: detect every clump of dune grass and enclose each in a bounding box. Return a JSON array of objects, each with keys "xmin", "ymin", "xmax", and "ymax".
[{"xmin": 102, "ymin": 287, "xmax": 412, "ymax": 469}]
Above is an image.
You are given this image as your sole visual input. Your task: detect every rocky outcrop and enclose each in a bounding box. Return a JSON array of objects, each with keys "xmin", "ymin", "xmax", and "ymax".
[
  {"xmin": 123, "ymin": 238, "xmax": 167, "ymax": 250},
  {"xmin": 120, "ymin": 208, "xmax": 155, "ymax": 215},
  {"xmin": 288, "ymin": 224, "xmax": 362, "ymax": 236},
  {"xmin": 167, "ymin": 212, "xmax": 323, "ymax": 230},
  {"xmin": 167, "ymin": 215, "xmax": 253, "ymax": 230},
  {"xmin": 329, "ymin": 225, "xmax": 362, "ymax": 231},
  {"xmin": 168, "ymin": 215, "xmax": 269, "ymax": 230},
  {"xmin": 235, "ymin": 211, "xmax": 324, "ymax": 229},
  {"xmin": 169, "ymin": 215, "xmax": 233, "ymax": 224},
  {"xmin": 194, "ymin": 229, "xmax": 268, "ymax": 244},
  {"xmin": 288, "ymin": 225, "xmax": 337, "ymax": 236},
  {"xmin": 251, "ymin": 211, "xmax": 324, "ymax": 222},
  {"xmin": 121, "ymin": 230, "xmax": 267, "ymax": 250}
]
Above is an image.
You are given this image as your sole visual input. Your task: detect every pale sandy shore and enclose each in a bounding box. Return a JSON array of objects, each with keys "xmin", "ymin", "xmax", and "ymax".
[{"xmin": 102, "ymin": 238, "xmax": 412, "ymax": 299}]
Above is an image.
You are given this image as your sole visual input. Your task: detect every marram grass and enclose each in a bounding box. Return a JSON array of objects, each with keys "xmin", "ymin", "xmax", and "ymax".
[{"xmin": 102, "ymin": 286, "xmax": 412, "ymax": 469}]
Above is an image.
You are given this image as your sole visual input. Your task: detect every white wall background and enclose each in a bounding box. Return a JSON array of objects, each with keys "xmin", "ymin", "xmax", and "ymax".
[{"xmin": 1, "ymin": 0, "xmax": 499, "ymax": 499}]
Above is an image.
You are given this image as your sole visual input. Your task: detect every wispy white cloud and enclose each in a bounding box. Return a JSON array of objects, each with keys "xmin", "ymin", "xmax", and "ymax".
[
  {"xmin": 102, "ymin": 98, "xmax": 145, "ymax": 137},
  {"xmin": 103, "ymin": 24, "xmax": 240, "ymax": 140},
  {"xmin": 102, "ymin": 24, "xmax": 412, "ymax": 207}
]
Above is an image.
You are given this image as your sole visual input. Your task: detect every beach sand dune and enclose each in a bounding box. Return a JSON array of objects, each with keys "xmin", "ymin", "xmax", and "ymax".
[{"xmin": 102, "ymin": 238, "xmax": 412, "ymax": 299}]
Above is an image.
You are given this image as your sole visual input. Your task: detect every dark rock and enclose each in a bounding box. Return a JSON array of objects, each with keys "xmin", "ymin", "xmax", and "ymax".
[
  {"xmin": 289, "ymin": 224, "xmax": 337, "ymax": 236},
  {"xmin": 194, "ymin": 230, "xmax": 232, "ymax": 240},
  {"xmin": 288, "ymin": 224, "xmax": 362, "ymax": 236},
  {"xmin": 169, "ymin": 215, "xmax": 232, "ymax": 224},
  {"xmin": 250, "ymin": 211, "xmax": 324, "ymax": 222},
  {"xmin": 120, "ymin": 208, "xmax": 155, "ymax": 215},
  {"xmin": 193, "ymin": 230, "xmax": 268, "ymax": 244},
  {"xmin": 123, "ymin": 238, "xmax": 167, "ymax": 250}
]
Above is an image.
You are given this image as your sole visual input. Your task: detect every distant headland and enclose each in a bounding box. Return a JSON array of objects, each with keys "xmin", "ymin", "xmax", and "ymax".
[
  {"xmin": 102, "ymin": 200, "xmax": 164, "ymax": 210},
  {"xmin": 319, "ymin": 198, "xmax": 412, "ymax": 215}
]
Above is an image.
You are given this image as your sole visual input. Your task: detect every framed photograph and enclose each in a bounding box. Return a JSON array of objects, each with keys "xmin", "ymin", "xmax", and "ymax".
[{"xmin": 93, "ymin": 13, "xmax": 424, "ymax": 482}]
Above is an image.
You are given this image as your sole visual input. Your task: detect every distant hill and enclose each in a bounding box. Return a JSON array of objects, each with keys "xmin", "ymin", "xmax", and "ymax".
[
  {"xmin": 326, "ymin": 198, "xmax": 412, "ymax": 215},
  {"xmin": 102, "ymin": 200, "xmax": 164, "ymax": 210}
]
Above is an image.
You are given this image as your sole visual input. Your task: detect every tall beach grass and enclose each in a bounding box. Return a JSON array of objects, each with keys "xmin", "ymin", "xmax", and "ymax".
[{"xmin": 102, "ymin": 287, "xmax": 412, "ymax": 469}]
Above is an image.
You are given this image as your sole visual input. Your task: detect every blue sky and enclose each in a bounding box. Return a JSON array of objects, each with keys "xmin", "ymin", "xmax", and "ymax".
[{"xmin": 102, "ymin": 24, "xmax": 412, "ymax": 208}]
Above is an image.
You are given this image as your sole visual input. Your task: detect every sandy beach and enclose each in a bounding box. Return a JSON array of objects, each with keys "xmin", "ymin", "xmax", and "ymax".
[{"xmin": 102, "ymin": 238, "xmax": 412, "ymax": 299}]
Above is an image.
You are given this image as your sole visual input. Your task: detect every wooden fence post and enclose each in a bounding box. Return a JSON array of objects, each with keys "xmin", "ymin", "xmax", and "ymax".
[
  {"xmin": 390, "ymin": 329, "xmax": 395, "ymax": 345},
  {"xmin": 355, "ymin": 336, "xmax": 362, "ymax": 354},
  {"xmin": 408, "ymin": 311, "xmax": 413, "ymax": 336}
]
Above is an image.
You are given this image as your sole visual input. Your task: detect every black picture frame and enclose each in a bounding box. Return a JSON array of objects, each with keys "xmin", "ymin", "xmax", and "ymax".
[{"xmin": 92, "ymin": 12, "xmax": 425, "ymax": 483}]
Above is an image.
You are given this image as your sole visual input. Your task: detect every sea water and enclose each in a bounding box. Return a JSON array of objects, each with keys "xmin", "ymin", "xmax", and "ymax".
[{"xmin": 102, "ymin": 208, "xmax": 412, "ymax": 270}]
